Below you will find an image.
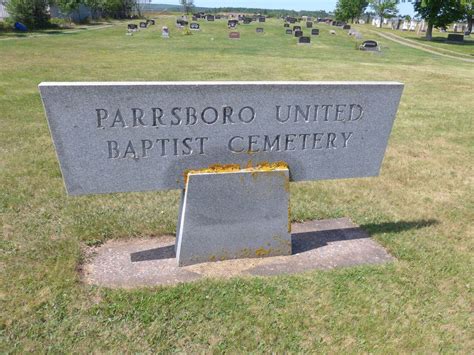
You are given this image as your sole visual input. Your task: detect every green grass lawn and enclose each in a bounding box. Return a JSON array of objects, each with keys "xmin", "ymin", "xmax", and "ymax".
[
  {"xmin": 370, "ymin": 25, "xmax": 474, "ymax": 56},
  {"xmin": 1, "ymin": 16, "xmax": 473, "ymax": 352}
]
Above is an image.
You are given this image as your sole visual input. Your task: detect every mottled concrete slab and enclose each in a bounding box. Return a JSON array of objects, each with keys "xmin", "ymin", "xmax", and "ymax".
[
  {"xmin": 82, "ymin": 218, "xmax": 394, "ymax": 288},
  {"xmin": 39, "ymin": 82, "xmax": 403, "ymax": 195}
]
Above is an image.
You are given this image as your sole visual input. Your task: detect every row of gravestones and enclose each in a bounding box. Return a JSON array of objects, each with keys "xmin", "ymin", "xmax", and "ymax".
[
  {"xmin": 127, "ymin": 19, "xmax": 155, "ymax": 32},
  {"xmin": 191, "ymin": 13, "xmax": 266, "ymax": 23}
]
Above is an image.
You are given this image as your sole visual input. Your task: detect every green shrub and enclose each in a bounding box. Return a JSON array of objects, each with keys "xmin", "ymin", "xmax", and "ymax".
[{"xmin": 6, "ymin": 0, "xmax": 50, "ymax": 29}]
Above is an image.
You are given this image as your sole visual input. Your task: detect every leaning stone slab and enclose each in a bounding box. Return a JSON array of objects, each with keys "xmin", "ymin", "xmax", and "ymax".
[
  {"xmin": 39, "ymin": 82, "xmax": 403, "ymax": 195},
  {"xmin": 176, "ymin": 165, "xmax": 291, "ymax": 266}
]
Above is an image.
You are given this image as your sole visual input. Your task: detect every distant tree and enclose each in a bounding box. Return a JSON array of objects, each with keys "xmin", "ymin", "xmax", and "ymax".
[
  {"xmin": 83, "ymin": 0, "xmax": 107, "ymax": 18},
  {"xmin": 102, "ymin": 0, "xmax": 136, "ymax": 18},
  {"xmin": 52, "ymin": 0, "xmax": 82, "ymax": 21},
  {"xmin": 6, "ymin": 0, "xmax": 50, "ymax": 28},
  {"xmin": 414, "ymin": 0, "xmax": 464, "ymax": 39},
  {"xmin": 180, "ymin": 0, "xmax": 194, "ymax": 14},
  {"xmin": 335, "ymin": 0, "xmax": 369, "ymax": 22},
  {"xmin": 461, "ymin": 0, "xmax": 473, "ymax": 33},
  {"xmin": 369, "ymin": 0, "xmax": 398, "ymax": 27}
]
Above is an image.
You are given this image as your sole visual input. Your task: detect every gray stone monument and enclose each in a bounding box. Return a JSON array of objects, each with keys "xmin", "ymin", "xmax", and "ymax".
[{"xmin": 39, "ymin": 82, "xmax": 403, "ymax": 266}]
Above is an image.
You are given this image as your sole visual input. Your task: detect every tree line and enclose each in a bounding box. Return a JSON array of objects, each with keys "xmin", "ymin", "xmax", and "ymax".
[
  {"xmin": 335, "ymin": 0, "xmax": 473, "ymax": 39},
  {"xmin": 5, "ymin": 0, "xmax": 139, "ymax": 29}
]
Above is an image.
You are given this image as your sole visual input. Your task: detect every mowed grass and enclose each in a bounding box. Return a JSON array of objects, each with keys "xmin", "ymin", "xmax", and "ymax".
[
  {"xmin": 1, "ymin": 16, "xmax": 473, "ymax": 352},
  {"xmin": 372, "ymin": 25, "xmax": 474, "ymax": 56}
]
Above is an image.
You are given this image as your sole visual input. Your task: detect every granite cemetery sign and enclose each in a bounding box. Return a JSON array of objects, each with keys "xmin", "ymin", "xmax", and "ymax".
[{"xmin": 40, "ymin": 82, "xmax": 403, "ymax": 265}]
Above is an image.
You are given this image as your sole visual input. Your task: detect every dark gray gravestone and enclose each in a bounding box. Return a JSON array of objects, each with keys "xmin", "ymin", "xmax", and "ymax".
[
  {"xmin": 288, "ymin": 17, "xmax": 296, "ymax": 23},
  {"xmin": 286, "ymin": 29, "xmax": 293, "ymax": 35},
  {"xmin": 294, "ymin": 30, "xmax": 303, "ymax": 37},
  {"xmin": 207, "ymin": 15, "xmax": 214, "ymax": 21},
  {"xmin": 360, "ymin": 40, "xmax": 379, "ymax": 51},
  {"xmin": 146, "ymin": 19, "xmax": 155, "ymax": 26},
  {"xmin": 256, "ymin": 27, "xmax": 264, "ymax": 33},
  {"xmin": 306, "ymin": 22, "xmax": 313, "ymax": 28},
  {"xmin": 127, "ymin": 24, "xmax": 138, "ymax": 30},
  {"xmin": 311, "ymin": 28, "xmax": 319, "ymax": 35},
  {"xmin": 139, "ymin": 22, "xmax": 147, "ymax": 28},
  {"xmin": 190, "ymin": 23, "xmax": 200, "ymax": 30},
  {"xmin": 243, "ymin": 17, "xmax": 252, "ymax": 24},
  {"xmin": 293, "ymin": 25, "xmax": 301, "ymax": 31},
  {"xmin": 258, "ymin": 16, "xmax": 266, "ymax": 22},
  {"xmin": 298, "ymin": 36, "xmax": 311, "ymax": 45},
  {"xmin": 343, "ymin": 24, "xmax": 351, "ymax": 30},
  {"xmin": 447, "ymin": 34, "xmax": 464, "ymax": 43}
]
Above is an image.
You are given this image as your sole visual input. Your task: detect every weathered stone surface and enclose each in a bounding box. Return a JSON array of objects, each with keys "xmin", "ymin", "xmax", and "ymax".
[
  {"xmin": 82, "ymin": 217, "xmax": 394, "ymax": 288},
  {"xmin": 39, "ymin": 82, "xmax": 403, "ymax": 195},
  {"xmin": 176, "ymin": 168, "xmax": 291, "ymax": 266}
]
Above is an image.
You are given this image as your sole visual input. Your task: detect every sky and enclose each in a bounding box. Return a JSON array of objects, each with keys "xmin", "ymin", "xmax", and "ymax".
[{"xmin": 155, "ymin": 1, "xmax": 416, "ymax": 16}]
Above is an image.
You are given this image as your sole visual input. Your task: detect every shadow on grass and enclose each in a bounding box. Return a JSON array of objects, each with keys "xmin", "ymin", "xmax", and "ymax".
[
  {"xmin": 361, "ymin": 219, "xmax": 438, "ymax": 235},
  {"xmin": 130, "ymin": 219, "xmax": 438, "ymax": 262}
]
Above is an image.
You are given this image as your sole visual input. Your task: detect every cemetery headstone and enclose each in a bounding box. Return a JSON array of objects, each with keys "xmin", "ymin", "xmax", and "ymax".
[
  {"xmin": 359, "ymin": 40, "xmax": 379, "ymax": 51},
  {"xmin": 139, "ymin": 22, "xmax": 147, "ymax": 28},
  {"xmin": 447, "ymin": 34, "xmax": 464, "ymax": 43},
  {"xmin": 306, "ymin": 22, "xmax": 313, "ymax": 28},
  {"xmin": 293, "ymin": 25, "xmax": 301, "ymax": 31},
  {"xmin": 147, "ymin": 19, "xmax": 155, "ymax": 26},
  {"xmin": 215, "ymin": 15, "xmax": 221, "ymax": 20},
  {"xmin": 298, "ymin": 36, "xmax": 311, "ymax": 45},
  {"xmin": 243, "ymin": 17, "xmax": 252, "ymax": 24},
  {"xmin": 294, "ymin": 30, "xmax": 303, "ymax": 37},
  {"xmin": 284, "ymin": 23, "xmax": 290, "ymax": 28},
  {"xmin": 343, "ymin": 24, "xmax": 351, "ymax": 30},
  {"xmin": 228, "ymin": 19, "xmax": 238, "ymax": 28},
  {"xmin": 161, "ymin": 26, "xmax": 169, "ymax": 38},
  {"xmin": 39, "ymin": 82, "xmax": 403, "ymax": 266},
  {"xmin": 176, "ymin": 19, "xmax": 188, "ymax": 26},
  {"xmin": 311, "ymin": 28, "xmax": 319, "ymax": 35},
  {"xmin": 229, "ymin": 31, "xmax": 240, "ymax": 39},
  {"xmin": 127, "ymin": 24, "xmax": 138, "ymax": 31},
  {"xmin": 207, "ymin": 15, "xmax": 214, "ymax": 21},
  {"xmin": 190, "ymin": 22, "xmax": 200, "ymax": 31},
  {"xmin": 286, "ymin": 29, "xmax": 293, "ymax": 35},
  {"xmin": 258, "ymin": 16, "xmax": 266, "ymax": 22},
  {"xmin": 256, "ymin": 27, "xmax": 264, "ymax": 33}
]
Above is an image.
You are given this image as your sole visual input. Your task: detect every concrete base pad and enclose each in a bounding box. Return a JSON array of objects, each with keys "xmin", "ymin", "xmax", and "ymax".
[{"xmin": 82, "ymin": 218, "xmax": 394, "ymax": 288}]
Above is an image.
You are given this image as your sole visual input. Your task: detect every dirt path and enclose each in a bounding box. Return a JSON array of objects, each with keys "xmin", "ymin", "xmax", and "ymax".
[{"xmin": 369, "ymin": 30, "xmax": 474, "ymax": 63}]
